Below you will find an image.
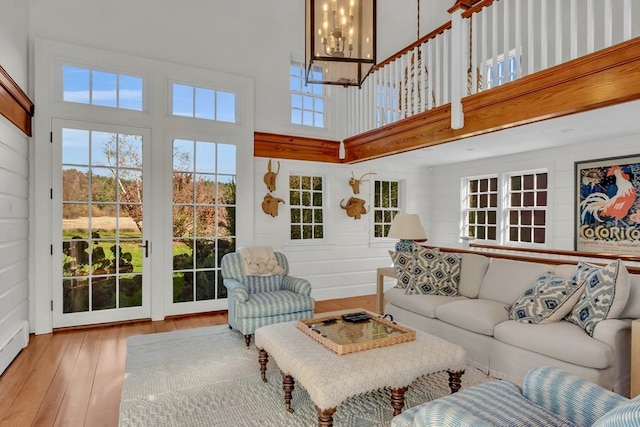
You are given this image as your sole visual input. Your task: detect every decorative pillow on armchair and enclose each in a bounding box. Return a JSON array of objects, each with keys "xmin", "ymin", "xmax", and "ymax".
[
  {"xmin": 509, "ymin": 274, "xmax": 585, "ymax": 324},
  {"xmin": 405, "ymin": 247, "xmax": 461, "ymax": 296},
  {"xmin": 567, "ymin": 259, "xmax": 630, "ymax": 336}
]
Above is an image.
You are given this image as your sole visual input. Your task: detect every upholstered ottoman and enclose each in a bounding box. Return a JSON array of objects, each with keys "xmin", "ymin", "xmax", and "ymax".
[{"xmin": 255, "ymin": 317, "xmax": 466, "ymax": 427}]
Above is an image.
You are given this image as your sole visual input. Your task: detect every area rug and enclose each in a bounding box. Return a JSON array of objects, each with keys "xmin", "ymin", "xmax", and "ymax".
[{"xmin": 119, "ymin": 325, "xmax": 492, "ymax": 427}]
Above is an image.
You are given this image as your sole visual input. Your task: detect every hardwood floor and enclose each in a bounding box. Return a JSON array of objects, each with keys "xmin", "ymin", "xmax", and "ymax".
[{"xmin": 0, "ymin": 295, "xmax": 376, "ymax": 427}]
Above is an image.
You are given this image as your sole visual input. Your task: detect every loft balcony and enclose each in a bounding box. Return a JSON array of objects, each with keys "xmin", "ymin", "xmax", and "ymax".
[{"xmin": 256, "ymin": 0, "xmax": 640, "ymax": 164}]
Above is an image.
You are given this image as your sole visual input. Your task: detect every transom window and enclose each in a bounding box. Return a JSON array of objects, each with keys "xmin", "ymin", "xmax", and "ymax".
[
  {"xmin": 290, "ymin": 60, "xmax": 325, "ymax": 128},
  {"xmin": 289, "ymin": 174, "xmax": 324, "ymax": 240},
  {"xmin": 62, "ymin": 65, "xmax": 143, "ymax": 110},
  {"xmin": 507, "ymin": 172, "xmax": 548, "ymax": 244},
  {"xmin": 373, "ymin": 180, "xmax": 400, "ymax": 238},
  {"xmin": 172, "ymin": 83, "xmax": 236, "ymax": 123}
]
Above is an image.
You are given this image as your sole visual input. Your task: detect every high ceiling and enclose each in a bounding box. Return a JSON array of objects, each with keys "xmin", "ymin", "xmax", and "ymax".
[{"xmin": 385, "ymin": 99, "xmax": 640, "ymax": 166}]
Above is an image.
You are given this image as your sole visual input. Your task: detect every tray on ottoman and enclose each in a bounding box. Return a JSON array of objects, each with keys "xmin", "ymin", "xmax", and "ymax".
[{"xmin": 296, "ymin": 309, "xmax": 416, "ymax": 355}]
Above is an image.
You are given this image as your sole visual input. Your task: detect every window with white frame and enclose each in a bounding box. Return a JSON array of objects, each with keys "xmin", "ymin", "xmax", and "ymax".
[
  {"xmin": 373, "ymin": 180, "xmax": 400, "ymax": 238},
  {"xmin": 463, "ymin": 176, "xmax": 498, "ymax": 241},
  {"xmin": 289, "ymin": 174, "xmax": 324, "ymax": 240},
  {"xmin": 62, "ymin": 65, "xmax": 143, "ymax": 110},
  {"xmin": 290, "ymin": 59, "xmax": 325, "ymax": 128},
  {"xmin": 486, "ymin": 49, "xmax": 519, "ymax": 89},
  {"xmin": 171, "ymin": 83, "xmax": 236, "ymax": 123},
  {"xmin": 506, "ymin": 171, "xmax": 547, "ymax": 244},
  {"xmin": 462, "ymin": 171, "xmax": 548, "ymax": 245}
]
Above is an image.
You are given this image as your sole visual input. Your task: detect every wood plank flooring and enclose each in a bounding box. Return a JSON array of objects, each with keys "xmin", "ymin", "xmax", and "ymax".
[{"xmin": 0, "ymin": 295, "xmax": 376, "ymax": 427}]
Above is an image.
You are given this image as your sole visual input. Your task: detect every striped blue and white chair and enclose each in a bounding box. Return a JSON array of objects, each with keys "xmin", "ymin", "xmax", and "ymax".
[
  {"xmin": 391, "ymin": 366, "xmax": 640, "ymax": 427},
  {"xmin": 221, "ymin": 250, "xmax": 315, "ymax": 347}
]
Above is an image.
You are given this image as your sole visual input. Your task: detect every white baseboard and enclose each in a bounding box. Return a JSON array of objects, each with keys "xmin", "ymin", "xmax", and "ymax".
[{"xmin": 0, "ymin": 320, "xmax": 29, "ymax": 376}]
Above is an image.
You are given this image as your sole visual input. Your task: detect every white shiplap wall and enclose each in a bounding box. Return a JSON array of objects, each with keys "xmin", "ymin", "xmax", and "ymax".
[
  {"xmin": 252, "ymin": 156, "xmax": 431, "ymax": 301},
  {"xmin": 0, "ymin": 0, "xmax": 30, "ymax": 374},
  {"xmin": 428, "ymin": 134, "xmax": 640, "ymax": 249}
]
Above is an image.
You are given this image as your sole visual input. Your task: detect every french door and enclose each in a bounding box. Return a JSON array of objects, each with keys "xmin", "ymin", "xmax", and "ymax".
[{"xmin": 52, "ymin": 119, "xmax": 151, "ymax": 327}]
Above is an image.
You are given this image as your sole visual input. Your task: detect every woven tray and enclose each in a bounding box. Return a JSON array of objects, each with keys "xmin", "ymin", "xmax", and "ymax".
[{"xmin": 296, "ymin": 310, "xmax": 416, "ymax": 355}]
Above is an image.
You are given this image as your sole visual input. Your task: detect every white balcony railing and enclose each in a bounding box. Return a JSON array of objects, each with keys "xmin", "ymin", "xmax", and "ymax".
[{"xmin": 347, "ymin": 0, "xmax": 640, "ymax": 137}]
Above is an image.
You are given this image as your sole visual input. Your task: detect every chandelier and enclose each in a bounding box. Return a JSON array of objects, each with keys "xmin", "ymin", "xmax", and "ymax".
[{"xmin": 305, "ymin": 0, "xmax": 376, "ymax": 87}]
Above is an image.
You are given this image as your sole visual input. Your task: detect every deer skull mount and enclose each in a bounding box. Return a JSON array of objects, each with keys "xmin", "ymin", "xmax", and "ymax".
[
  {"xmin": 263, "ymin": 159, "xmax": 280, "ymax": 192},
  {"xmin": 349, "ymin": 172, "xmax": 376, "ymax": 194}
]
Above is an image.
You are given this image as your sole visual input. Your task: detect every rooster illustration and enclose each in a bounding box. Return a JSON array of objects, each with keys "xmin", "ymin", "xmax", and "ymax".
[{"xmin": 580, "ymin": 165, "xmax": 637, "ymax": 225}]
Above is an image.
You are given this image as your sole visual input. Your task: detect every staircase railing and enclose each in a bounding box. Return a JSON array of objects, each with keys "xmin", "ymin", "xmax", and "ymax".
[{"xmin": 347, "ymin": 0, "xmax": 640, "ymax": 137}]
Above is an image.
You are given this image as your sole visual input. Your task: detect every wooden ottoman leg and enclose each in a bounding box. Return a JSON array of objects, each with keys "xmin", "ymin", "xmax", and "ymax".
[
  {"xmin": 314, "ymin": 405, "xmax": 337, "ymax": 427},
  {"xmin": 244, "ymin": 334, "xmax": 252, "ymax": 347},
  {"xmin": 258, "ymin": 349, "xmax": 269, "ymax": 383},
  {"xmin": 447, "ymin": 370, "xmax": 465, "ymax": 393},
  {"xmin": 282, "ymin": 373, "xmax": 295, "ymax": 413},
  {"xmin": 390, "ymin": 386, "xmax": 409, "ymax": 415}
]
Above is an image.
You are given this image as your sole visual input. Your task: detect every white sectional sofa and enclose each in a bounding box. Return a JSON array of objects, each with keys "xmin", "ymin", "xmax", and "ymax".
[{"xmin": 384, "ymin": 247, "xmax": 640, "ymax": 396}]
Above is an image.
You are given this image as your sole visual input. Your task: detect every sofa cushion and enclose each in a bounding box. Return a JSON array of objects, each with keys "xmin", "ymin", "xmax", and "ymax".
[
  {"xmin": 494, "ymin": 320, "xmax": 614, "ymax": 369},
  {"xmin": 459, "ymin": 253, "xmax": 491, "ymax": 298},
  {"xmin": 568, "ymin": 259, "xmax": 631, "ymax": 336},
  {"xmin": 385, "ymin": 287, "xmax": 467, "ymax": 318},
  {"xmin": 435, "ymin": 299, "xmax": 510, "ymax": 336},
  {"xmin": 509, "ymin": 274, "xmax": 585, "ymax": 324},
  {"xmin": 478, "ymin": 258, "xmax": 554, "ymax": 306},
  {"xmin": 406, "ymin": 249, "xmax": 461, "ymax": 296}
]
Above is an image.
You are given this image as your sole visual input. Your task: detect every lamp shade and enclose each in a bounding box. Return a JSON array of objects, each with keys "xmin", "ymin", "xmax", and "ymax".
[
  {"xmin": 388, "ymin": 214, "xmax": 427, "ymax": 240},
  {"xmin": 305, "ymin": 0, "xmax": 377, "ymax": 87}
]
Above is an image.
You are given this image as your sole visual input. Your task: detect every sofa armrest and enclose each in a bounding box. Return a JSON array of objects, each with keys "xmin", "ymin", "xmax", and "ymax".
[
  {"xmin": 223, "ymin": 278, "xmax": 249, "ymax": 302},
  {"xmin": 592, "ymin": 318, "xmax": 631, "ymax": 347},
  {"xmin": 282, "ymin": 275, "xmax": 312, "ymax": 296},
  {"xmin": 522, "ymin": 366, "xmax": 627, "ymax": 426}
]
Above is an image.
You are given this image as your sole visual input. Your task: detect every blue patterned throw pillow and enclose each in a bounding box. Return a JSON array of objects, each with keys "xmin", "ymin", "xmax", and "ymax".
[
  {"xmin": 509, "ymin": 274, "xmax": 585, "ymax": 324},
  {"xmin": 567, "ymin": 259, "xmax": 630, "ymax": 336},
  {"xmin": 405, "ymin": 247, "xmax": 461, "ymax": 296},
  {"xmin": 389, "ymin": 250, "xmax": 415, "ymax": 289}
]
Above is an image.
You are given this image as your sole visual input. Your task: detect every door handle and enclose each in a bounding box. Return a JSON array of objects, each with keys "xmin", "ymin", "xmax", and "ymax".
[{"xmin": 139, "ymin": 240, "xmax": 150, "ymax": 257}]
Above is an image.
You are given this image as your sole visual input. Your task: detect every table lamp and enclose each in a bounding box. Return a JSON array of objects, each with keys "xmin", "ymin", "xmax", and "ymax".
[{"xmin": 388, "ymin": 213, "xmax": 427, "ymax": 252}]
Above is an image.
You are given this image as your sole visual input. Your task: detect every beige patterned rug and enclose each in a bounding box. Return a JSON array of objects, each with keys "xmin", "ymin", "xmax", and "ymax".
[{"xmin": 119, "ymin": 325, "xmax": 492, "ymax": 426}]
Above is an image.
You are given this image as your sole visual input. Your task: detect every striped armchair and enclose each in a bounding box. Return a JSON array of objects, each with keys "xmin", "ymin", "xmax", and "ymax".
[
  {"xmin": 221, "ymin": 250, "xmax": 315, "ymax": 347},
  {"xmin": 392, "ymin": 366, "xmax": 640, "ymax": 427}
]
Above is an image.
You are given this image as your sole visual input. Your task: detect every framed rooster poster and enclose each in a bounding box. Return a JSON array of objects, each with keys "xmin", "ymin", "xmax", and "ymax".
[{"xmin": 575, "ymin": 154, "xmax": 640, "ymax": 255}]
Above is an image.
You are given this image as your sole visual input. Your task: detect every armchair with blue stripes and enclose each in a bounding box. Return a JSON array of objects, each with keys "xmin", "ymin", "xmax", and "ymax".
[{"xmin": 221, "ymin": 250, "xmax": 315, "ymax": 347}]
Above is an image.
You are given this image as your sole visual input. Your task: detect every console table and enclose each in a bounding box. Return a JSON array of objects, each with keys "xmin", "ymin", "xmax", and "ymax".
[{"xmin": 376, "ymin": 266, "xmax": 396, "ymax": 314}]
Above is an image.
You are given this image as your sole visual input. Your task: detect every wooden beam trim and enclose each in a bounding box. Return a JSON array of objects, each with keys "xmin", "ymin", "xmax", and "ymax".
[
  {"xmin": 254, "ymin": 132, "xmax": 342, "ymax": 163},
  {"xmin": 0, "ymin": 65, "xmax": 33, "ymax": 136}
]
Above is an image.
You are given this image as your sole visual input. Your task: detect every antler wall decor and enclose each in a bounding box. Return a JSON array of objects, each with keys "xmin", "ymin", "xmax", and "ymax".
[{"xmin": 349, "ymin": 172, "xmax": 376, "ymax": 194}]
